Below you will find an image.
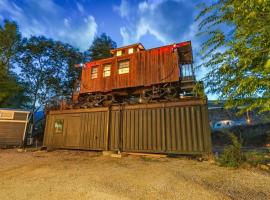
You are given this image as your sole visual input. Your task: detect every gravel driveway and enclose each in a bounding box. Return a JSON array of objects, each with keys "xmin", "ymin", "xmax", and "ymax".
[{"xmin": 0, "ymin": 149, "xmax": 269, "ymax": 200}]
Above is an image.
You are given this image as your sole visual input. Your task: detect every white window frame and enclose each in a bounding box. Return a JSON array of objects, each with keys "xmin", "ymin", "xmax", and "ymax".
[
  {"xmin": 91, "ymin": 66, "xmax": 98, "ymax": 79},
  {"xmin": 103, "ymin": 64, "xmax": 111, "ymax": 77},
  {"xmin": 118, "ymin": 60, "xmax": 130, "ymax": 74}
]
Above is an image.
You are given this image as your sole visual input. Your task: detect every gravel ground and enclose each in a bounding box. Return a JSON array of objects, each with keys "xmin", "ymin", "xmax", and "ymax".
[{"xmin": 0, "ymin": 149, "xmax": 269, "ymax": 200}]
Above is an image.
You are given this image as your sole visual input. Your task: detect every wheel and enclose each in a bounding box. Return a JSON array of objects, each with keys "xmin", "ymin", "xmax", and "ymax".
[{"xmin": 164, "ymin": 87, "xmax": 178, "ymax": 101}]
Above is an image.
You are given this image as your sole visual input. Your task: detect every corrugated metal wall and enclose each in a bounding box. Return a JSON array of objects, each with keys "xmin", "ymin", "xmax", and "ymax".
[
  {"xmin": 44, "ymin": 100, "xmax": 212, "ymax": 154},
  {"xmin": 0, "ymin": 110, "xmax": 29, "ymax": 147},
  {"xmin": 80, "ymin": 112, "xmax": 108, "ymax": 150},
  {"xmin": 0, "ymin": 122, "xmax": 26, "ymax": 146},
  {"xmin": 44, "ymin": 111, "xmax": 109, "ymax": 150}
]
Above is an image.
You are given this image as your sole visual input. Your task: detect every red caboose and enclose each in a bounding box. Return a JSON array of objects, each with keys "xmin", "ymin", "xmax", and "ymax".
[{"xmin": 73, "ymin": 41, "xmax": 196, "ymax": 107}]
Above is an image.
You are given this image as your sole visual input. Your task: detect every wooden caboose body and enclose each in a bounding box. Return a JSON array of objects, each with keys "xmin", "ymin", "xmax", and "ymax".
[{"xmin": 74, "ymin": 41, "xmax": 195, "ymax": 107}]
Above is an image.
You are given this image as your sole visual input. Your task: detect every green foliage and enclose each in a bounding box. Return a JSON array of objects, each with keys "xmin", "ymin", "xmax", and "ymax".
[
  {"xmin": 245, "ymin": 151, "xmax": 270, "ymax": 167},
  {"xmin": 0, "ymin": 72, "xmax": 29, "ymax": 108},
  {"xmin": 0, "ymin": 20, "xmax": 21, "ymax": 70},
  {"xmin": 0, "ymin": 20, "xmax": 23, "ymax": 106},
  {"xmin": 194, "ymin": 81, "xmax": 207, "ymax": 99},
  {"xmin": 196, "ymin": 0, "xmax": 270, "ymax": 113},
  {"xmin": 88, "ymin": 33, "xmax": 116, "ymax": 60},
  {"xmin": 218, "ymin": 133, "xmax": 245, "ymax": 168},
  {"xmin": 17, "ymin": 36, "xmax": 84, "ymax": 111}
]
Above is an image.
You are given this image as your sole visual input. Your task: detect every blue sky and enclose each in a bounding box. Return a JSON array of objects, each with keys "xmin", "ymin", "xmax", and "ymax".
[{"xmin": 0, "ymin": 0, "xmax": 216, "ymax": 99}]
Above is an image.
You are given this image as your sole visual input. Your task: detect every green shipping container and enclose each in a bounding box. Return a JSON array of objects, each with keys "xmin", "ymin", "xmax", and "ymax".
[{"xmin": 44, "ymin": 99, "xmax": 212, "ymax": 155}]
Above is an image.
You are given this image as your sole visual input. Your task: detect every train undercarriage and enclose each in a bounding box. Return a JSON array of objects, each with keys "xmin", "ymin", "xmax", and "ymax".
[{"xmin": 71, "ymin": 80, "xmax": 196, "ymax": 109}]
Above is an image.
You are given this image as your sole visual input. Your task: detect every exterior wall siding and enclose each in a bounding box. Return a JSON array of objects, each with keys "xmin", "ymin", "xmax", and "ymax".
[
  {"xmin": 81, "ymin": 46, "xmax": 180, "ymax": 93},
  {"xmin": 44, "ymin": 100, "xmax": 212, "ymax": 154},
  {"xmin": 13, "ymin": 112, "xmax": 28, "ymax": 120},
  {"xmin": 0, "ymin": 110, "xmax": 29, "ymax": 147},
  {"xmin": 0, "ymin": 122, "xmax": 25, "ymax": 146}
]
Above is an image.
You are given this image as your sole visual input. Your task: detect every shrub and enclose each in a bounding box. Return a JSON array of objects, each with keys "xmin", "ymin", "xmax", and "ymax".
[{"xmin": 218, "ymin": 133, "xmax": 245, "ymax": 168}]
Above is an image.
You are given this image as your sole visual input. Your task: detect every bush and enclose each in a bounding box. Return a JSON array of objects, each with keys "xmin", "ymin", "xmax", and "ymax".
[{"xmin": 218, "ymin": 133, "xmax": 245, "ymax": 168}]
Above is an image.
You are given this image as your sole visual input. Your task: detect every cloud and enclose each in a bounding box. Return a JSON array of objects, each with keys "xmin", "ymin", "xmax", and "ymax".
[
  {"xmin": 64, "ymin": 18, "xmax": 70, "ymax": 28},
  {"xmin": 76, "ymin": 2, "xmax": 84, "ymax": 13},
  {"xmin": 0, "ymin": 0, "xmax": 23, "ymax": 18},
  {"xmin": 113, "ymin": 0, "xmax": 131, "ymax": 18},
  {"xmin": 0, "ymin": 0, "xmax": 97, "ymax": 51},
  {"xmin": 69, "ymin": 15, "xmax": 97, "ymax": 50},
  {"xmin": 115, "ymin": 0, "xmax": 198, "ymax": 47}
]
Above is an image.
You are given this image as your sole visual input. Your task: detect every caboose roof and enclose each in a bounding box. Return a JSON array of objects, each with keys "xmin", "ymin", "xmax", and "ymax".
[
  {"xmin": 110, "ymin": 43, "xmax": 145, "ymax": 54},
  {"xmin": 78, "ymin": 41, "xmax": 192, "ymax": 67}
]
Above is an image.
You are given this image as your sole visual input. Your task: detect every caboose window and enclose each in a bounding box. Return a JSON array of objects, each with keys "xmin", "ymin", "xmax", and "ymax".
[
  {"xmin": 118, "ymin": 60, "xmax": 130, "ymax": 74},
  {"xmin": 103, "ymin": 64, "xmax": 111, "ymax": 77},
  {"xmin": 128, "ymin": 48, "xmax": 134, "ymax": 54},
  {"xmin": 116, "ymin": 50, "xmax": 122, "ymax": 56},
  {"xmin": 91, "ymin": 67, "xmax": 98, "ymax": 79}
]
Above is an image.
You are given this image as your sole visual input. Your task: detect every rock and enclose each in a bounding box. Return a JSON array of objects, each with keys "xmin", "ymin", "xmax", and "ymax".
[
  {"xmin": 209, "ymin": 159, "xmax": 216, "ymax": 164},
  {"xmin": 258, "ymin": 164, "xmax": 269, "ymax": 171},
  {"xmin": 197, "ymin": 157, "xmax": 203, "ymax": 162},
  {"xmin": 40, "ymin": 146, "xmax": 47, "ymax": 151},
  {"xmin": 110, "ymin": 154, "xmax": 122, "ymax": 158},
  {"xmin": 102, "ymin": 151, "xmax": 117, "ymax": 156},
  {"xmin": 17, "ymin": 148, "xmax": 24, "ymax": 152}
]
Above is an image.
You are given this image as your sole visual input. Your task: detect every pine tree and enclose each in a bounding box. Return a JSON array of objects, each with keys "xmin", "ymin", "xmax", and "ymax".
[{"xmin": 88, "ymin": 33, "xmax": 117, "ymax": 60}]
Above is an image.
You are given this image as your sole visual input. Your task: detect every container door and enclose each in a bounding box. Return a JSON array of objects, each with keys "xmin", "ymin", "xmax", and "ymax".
[{"xmin": 65, "ymin": 115, "xmax": 81, "ymax": 148}]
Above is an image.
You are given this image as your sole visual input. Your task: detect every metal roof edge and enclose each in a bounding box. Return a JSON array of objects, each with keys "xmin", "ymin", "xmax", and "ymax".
[{"xmin": 0, "ymin": 108, "xmax": 31, "ymax": 113}]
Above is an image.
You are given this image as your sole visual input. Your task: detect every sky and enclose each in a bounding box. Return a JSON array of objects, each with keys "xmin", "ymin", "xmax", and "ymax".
[{"xmin": 0, "ymin": 0, "xmax": 216, "ymax": 99}]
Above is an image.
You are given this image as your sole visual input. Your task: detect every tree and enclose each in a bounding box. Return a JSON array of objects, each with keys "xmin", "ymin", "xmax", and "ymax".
[
  {"xmin": 17, "ymin": 36, "xmax": 84, "ymax": 112},
  {"xmin": 0, "ymin": 72, "xmax": 28, "ymax": 108},
  {"xmin": 196, "ymin": 0, "xmax": 270, "ymax": 113},
  {"xmin": 57, "ymin": 42, "xmax": 85, "ymax": 97},
  {"xmin": 0, "ymin": 20, "xmax": 23, "ymax": 106},
  {"xmin": 88, "ymin": 33, "xmax": 117, "ymax": 60}
]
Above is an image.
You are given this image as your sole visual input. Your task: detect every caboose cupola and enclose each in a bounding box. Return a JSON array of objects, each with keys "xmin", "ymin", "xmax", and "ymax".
[{"xmin": 110, "ymin": 43, "xmax": 145, "ymax": 57}]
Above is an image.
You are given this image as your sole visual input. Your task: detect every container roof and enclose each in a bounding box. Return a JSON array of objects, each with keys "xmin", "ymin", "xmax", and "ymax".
[{"xmin": 0, "ymin": 108, "xmax": 30, "ymax": 113}]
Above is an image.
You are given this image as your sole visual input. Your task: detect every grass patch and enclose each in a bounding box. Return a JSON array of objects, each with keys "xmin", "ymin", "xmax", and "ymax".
[{"xmin": 245, "ymin": 151, "xmax": 270, "ymax": 167}]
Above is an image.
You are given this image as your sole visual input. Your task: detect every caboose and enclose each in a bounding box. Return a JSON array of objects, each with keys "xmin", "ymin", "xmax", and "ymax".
[{"xmin": 73, "ymin": 41, "xmax": 196, "ymax": 108}]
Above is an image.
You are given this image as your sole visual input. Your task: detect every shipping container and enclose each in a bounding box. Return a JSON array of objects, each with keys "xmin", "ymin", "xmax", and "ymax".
[
  {"xmin": 0, "ymin": 109, "xmax": 30, "ymax": 147},
  {"xmin": 44, "ymin": 99, "xmax": 212, "ymax": 154}
]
